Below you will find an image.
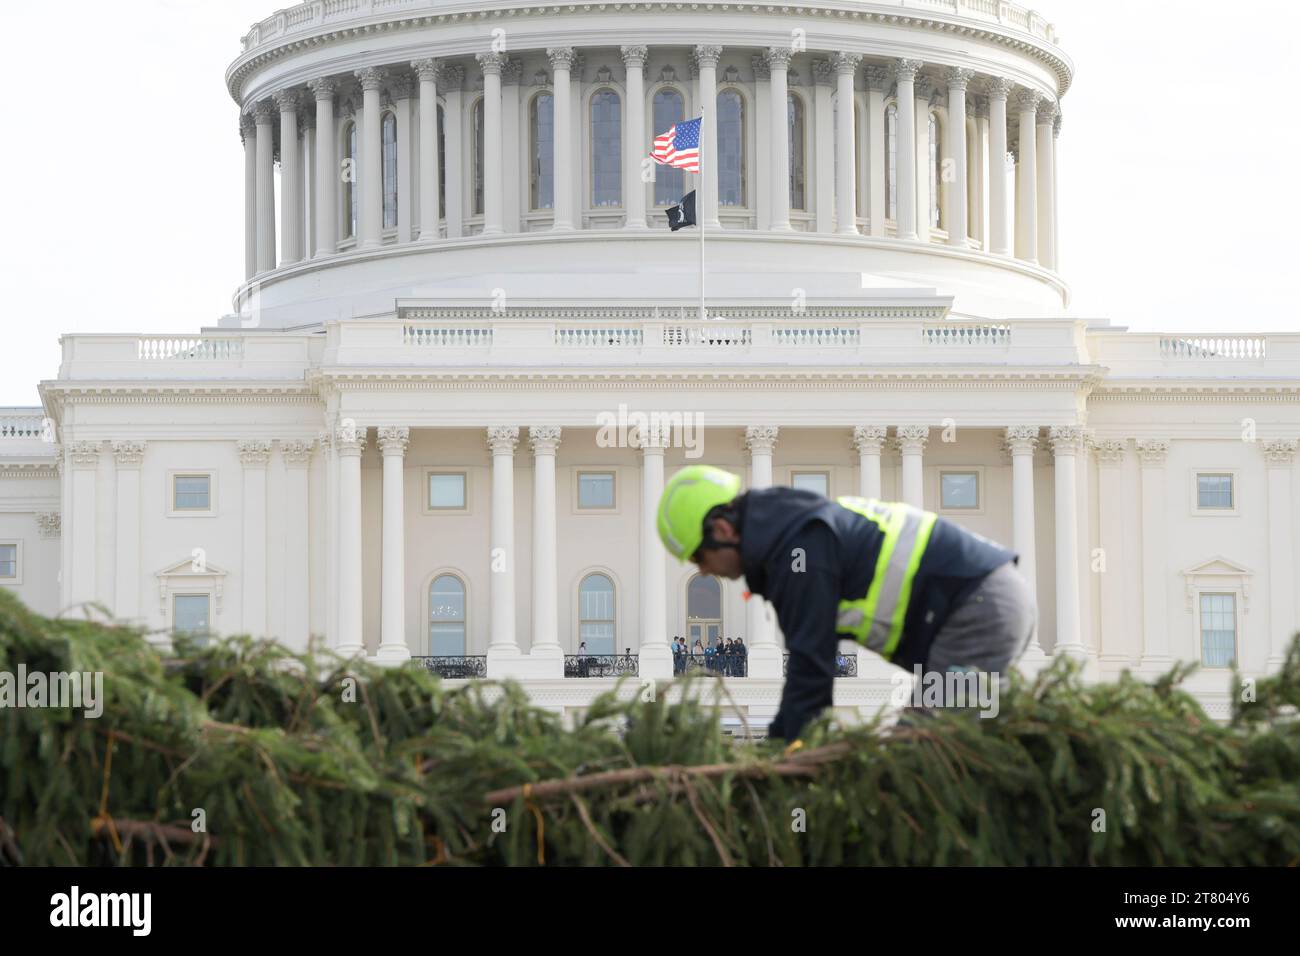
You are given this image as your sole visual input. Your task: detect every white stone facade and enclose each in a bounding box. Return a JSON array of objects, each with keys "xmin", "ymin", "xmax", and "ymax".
[{"xmin": 2, "ymin": 1, "xmax": 1296, "ymax": 726}]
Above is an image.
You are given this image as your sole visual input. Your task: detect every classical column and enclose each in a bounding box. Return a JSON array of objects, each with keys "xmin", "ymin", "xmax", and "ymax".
[
  {"xmin": 253, "ymin": 101, "xmax": 277, "ymax": 272},
  {"xmin": 1014, "ymin": 89, "xmax": 1040, "ymax": 263},
  {"xmin": 987, "ymin": 78, "xmax": 1013, "ymax": 256},
  {"xmin": 1092, "ymin": 438, "xmax": 1131, "ymax": 667},
  {"xmin": 1004, "ymin": 426, "xmax": 1047, "ymax": 664},
  {"xmin": 853, "ymin": 425, "xmax": 887, "ymax": 499},
  {"xmin": 894, "ymin": 59, "xmax": 922, "ymax": 240},
  {"xmin": 67, "ymin": 442, "xmax": 99, "ymax": 612},
  {"xmin": 1133, "ymin": 439, "xmax": 1171, "ymax": 670},
  {"xmin": 548, "ymin": 48, "xmax": 575, "ymax": 231},
  {"xmin": 275, "ymin": 90, "xmax": 302, "ymax": 265},
  {"xmin": 502, "ymin": 59, "xmax": 522, "ymax": 233},
  {"xmin": 390, "ymin": 75, "xmax": 414, "ymax": 243},
  {"xmin": 833, "ymin": 53, "xmax": 861, "ymax": 235},
  {"xmin": 320, "ymin": 429, "xmax": 338, "ymax": 647},
  {"xmin": 308, "ymin": 78, "xmax": 337, "ymax": 257},
  {"xmin": 638, "ymin": 425, "xmax": 671, "ymax": 678},
  {"xmin": 1052, "ymin": 112, "xmax": 1062, "ymax": 270},
  {"xmin": 968, "ymin": 95, "xmax": 989, "ymax": 248},
  {"xmin": 356, "ymin": 68, "xmax": 385, "ymax": 247},
  {"xmin": 1048, "ymin": 427, "xmax": 1085, "ymax": 659},
  {"xmin": 864, "ymin": 66, "xmax": 889, "ymax": 237},
  {"xmin": 241, "ymin": 115, "xmax": 257, "ymax": 279},
  {"xmin": 112, "ymin": 442, "xmax": 145, "ymax": 622},
  {"xmin": 95, "ymin": 438, "xmax": 116, "ymax": 613},
  {"xmin": 476, "ymin": 53, "xmax": 505, "ymax": 235},
  {"xmin": 529, "ymin": 426, "xmax": 563, "ymax": 658},
  {"xmin": 440, "ymin": 66, "xmax": 465, "ymax": 238},
  {"xmin": 412, "ymin": 59, "xmax": 440, "ymax": 240},
  {"xmin": 487, "ymin": 427, "xmax": 520, "ymax": 658},
  {"xmin": 914, "ymin": 75, "xmax": 933, "ymax": 242},
  {"xmin": 336, "ymin": 424, "xmax": 366, "ymax": 657},
  {"xmin": 813, "ymin": 60, "xmax": 835, "ymax": 233},
  {"xmin": 1036, "ymin": 100, "xmax": 1057, "ymax": 270},
  {"xmin": 1264, "ymin": 440, "xmax": 1299, "ymax": 667},
  {"xmin": 945, "ymin": 68, "xmax": 973, "ymax": 247},
  {"xmin": 745, "ymin": 426, "xmax": 781, "ymax": 676},
  {"xmin": 621, "ymin": 46, "xmax": 649, "ymax": 230},
  {"xmin": 766, "ymin": 48, "xmax": 794, "ymax": 232},
  {"xmin": 300, "ymin": 110, "xmax": 315, "ymax": 258},
  {"xmin": 281, "ymin": 439, "xmax": 314, "ymax": 652},
  {"xmin": 238, "ymin": 441, "xmax": 271, "ymax": 637},
  {"xmin": 695, "ymin": 45, "xmax": 723, "ymax": 229},
  {"xmin": 374, "ymin": 427, "xmax": 410, "ymax": 661},
  {"xmin": 895, "ymin": 425, "xmax": 928, "ymax": 507}
]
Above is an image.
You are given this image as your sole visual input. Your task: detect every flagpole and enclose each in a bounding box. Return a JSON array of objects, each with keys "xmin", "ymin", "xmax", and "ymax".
[{"xmin": 698, "ymin": 107, "xmax": 706, "ymax": 323}]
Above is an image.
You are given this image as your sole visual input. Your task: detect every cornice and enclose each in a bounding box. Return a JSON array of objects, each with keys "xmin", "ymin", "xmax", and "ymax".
[
  {"xmin": 227, "ymin": 2, "xmax": 1071, "ymax": 104},
  {"xmin": 40, "ymin": 383, "xmax": 316, "ymax": 411},
  {"xmin": 1090, "ymin": 382, "xmax": 1300, "ymax": 403},
  {"xmin": 0, "ymin": 462, "xmax": 59, "ymax": 480}
]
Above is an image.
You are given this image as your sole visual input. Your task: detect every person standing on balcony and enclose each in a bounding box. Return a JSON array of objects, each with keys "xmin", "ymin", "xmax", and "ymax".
[{"xmin": 656, "ymin": 466, "xmax": 1036, "ymax": 743}]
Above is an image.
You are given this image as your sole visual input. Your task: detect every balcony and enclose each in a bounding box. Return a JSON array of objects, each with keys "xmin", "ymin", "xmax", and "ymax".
[
  {"xmin": 783, "ymin": 653, "xmax": 859, "ymax": 678},
  {"xmin": 564, "ymin": 654, "xmax": 639, "ymax": 678},
  {"xmin": 410, "ymin": 656, "xmax": 488, "ymax": 679}
]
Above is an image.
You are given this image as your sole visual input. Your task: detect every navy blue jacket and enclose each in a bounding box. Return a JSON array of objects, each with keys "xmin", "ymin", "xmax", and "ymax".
[{"xmin": 735, "ymin": 487, "xmax": 1016, "ymax": 742}]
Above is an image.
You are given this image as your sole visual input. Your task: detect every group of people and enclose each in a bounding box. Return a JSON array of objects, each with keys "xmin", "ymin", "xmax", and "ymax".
[{"xmin": 672, "ymin": 636, "xmax": 747, "ymax": 677}]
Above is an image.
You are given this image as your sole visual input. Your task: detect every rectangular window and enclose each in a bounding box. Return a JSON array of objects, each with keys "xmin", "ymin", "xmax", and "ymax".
[
  {"xmin": 791, "ymin": 471, "xmax": 829, "ymax": 498},
  {"xmin": 0, "ymin": 543, "xmax": 16, "ymax": 579},
  {"xmin": 1199, "ymin": 593, "xmax": 1236, "ymax": 667},
  {"xmin": 428, "ymin": 473, "xmax": 467, "ymax": 510},
  {"xmin": 1197, "ymin": 473, "xmax": 1234, "ymax": 510},
  {"xmin": 173, "ymin": 475, "xmax": 211, "ymax": 511},
  {"xmin": 173, "ymin": 594, "xmax": 211, "ymax": 642},
  {"xmin": 577, "ymin": 472, "xmax": 616, "ymax": 509},
  {"xmin": 940, "ymin": 471, "xmax": 980, "ymax": 510}
]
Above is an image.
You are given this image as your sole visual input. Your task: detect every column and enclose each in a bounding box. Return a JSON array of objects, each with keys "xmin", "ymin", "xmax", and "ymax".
[
  {"xmin": 253, "ymin": 101, "xmax": 277, "ymax": 272},
  {"xmin": 1264, "ymin": 440, "xmax": 1299, "ymax": 667},
  {"xmin": 476, "ymin": 53, "xmax": 505, "ymax": 235},
  {"xmin": 301, "ymin": 110, "xmax": 315, "ymax": 258},
  {"xmin": 529, "ymin": 426, "xmax": 563, "ymax": 658},
  {"xmin": 766, "ymin": 48, "xmax": 793, "ymax": 232},
  {"xmin": 1014, "ymin": 88, "xmax": 1040, "ymax": 263},
  {"xmin": 833, "ymin": 53, "xmax": 861, "ymax": 235},
  {"xmin": 895, "ymin": 425, "xmax": 928, "ymax": 507},
  {"xmin": 487, "ymin": 427, "xmax": 520, "ymax": 658},
  {"xmin": 440, "ymin": 66, "xmax": 464, "ymax": 238},
  {"xmin": 1005, "ymin": 426, "xmax": 1047, "ymax": 662},
  {"xmin": 1133, "ymin": 439, "xmax": 1171, "ymax": 669},
  {"xmin": 112, "ymin": 442, "xmax": 144, "ymax": 622},
  {"xmin": 970, "ymin": 96, "xmax": 989, "ymax": 249},
  {"xmin": 914, "ymin": 75, "xmax": 933, "ymax": 243},
  {"xmin": 752, "ymin": 54, "xmax": 771, "ymax": 230},
  {"xmin": 377, "ymin": 427, "xmax": 410, "ymax": 661},
  {"xmin": 813, "ymin": 60, "xmax": 834, "ymax": 233},
  {"xmin": 241, "ymin": 115, "xmax": 257, "ymax": 279},
  {"xmin": 95, "ymin": 440, "xmax": 115, "ymax": 612},
  {"xmin": 1052, "ymin": 113, "xmax": 1062, "ymax": 270},
  {"xmin": 695, "ymin": 44, "xmax": 722, "ymax": 229},
  {"xmin": 548, "ymin": 48, "xmax": 575, "ymax": 231},
  {"xmin": 864, "ymin": 66, "xmax": 888, "ymax": 237},
  {"xmin": 308, "ymin": 78, "xmax": 337, "ymax": 257},
  {"xmin": 336, "ymin": 424, "xmax": 366, "ymax": 657},
  {"xmin": 1043, "ymin": 427, "xmax": 1084, "ymax": 659},
  {"xmin": 356, "ymin": 68, "xmax": 385, "ymax": 247},
  {"xmin": 638, "ymin": 425, "xmax": 671, "ymax": 678},
  {"xmin": 893, "ymin": 59, "xmax": 922, "ymax": 240},
  {"xmin": 391, "ymin": 76, "xmax": 414, "ymax": 243},
  {"xmin": 67, "ymin": 442, "xmax": 99, "ymax": 612},
  {"xmin": 621, "ymin": 46, "xmax": 649, "ymax": 230},
  {"xmin": 238, "ymin": 441, "xmax": 271, "ymax": 637},
  {"xmin": 988, "ymin": 78, "xmax": 1013, "ymax": 255},
  {"xmin": 945, "ymin": 68, "xmax": 972, "ymax": 247},
  {"xmin": 853, "ymin": 425, "xmax": 887, "ymax": 499},
  {"xmin": 274, "ymin": 90, "xmax": 302, "ymax": 265},
  {"xmin": 745, "ymin": 426, "xmax": 781, "ymax": 677},
  {"xmin": 321, "ymin": 429, "xmax": 339, "ymax": 647},
  {"xmin": 1092, "ymin": 439, "xmax": 1130, "ymax": 666},
  {"xmin": 413, "ymin": 59, "xmax": 441, "ymax": 240},
  {"xmin": 1036, "ymin": 100, "xmax": 1057, "ymax": 270},
  {"xmin": 502, "ymin": 59, "xmax": 522, "ymax": 233},
  {"xmin": 281, "ymin": 439, "xmax": 314, "ymax": 653}
]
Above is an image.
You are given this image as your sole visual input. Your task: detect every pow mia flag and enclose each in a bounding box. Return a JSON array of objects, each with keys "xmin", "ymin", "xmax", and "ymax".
[{"xmin": 665, "ymin": 190, "xmax": 697, "ymax": 231}]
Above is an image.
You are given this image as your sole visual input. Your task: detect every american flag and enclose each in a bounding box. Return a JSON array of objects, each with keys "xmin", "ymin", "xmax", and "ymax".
[{"xmin": 651, "ymin": 117, "xmax": 701, "ymax": 173}]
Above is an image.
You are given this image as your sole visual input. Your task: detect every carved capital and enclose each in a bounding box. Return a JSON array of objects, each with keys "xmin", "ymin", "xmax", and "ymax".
[
  {"xmin": 387, "ymin": 72, "xmax": 415, "ymax": 100},
  {"xmin": 633, "ymin": 423, "xmax": 671, "ymax": 452},
  {"xmin": 476, "ymin": 52, "xmax": 505, "ymax": 76},
  {"xmin": 68, "ymin": 440, "xmax": 100, "ymax": 467},
  {"xmin": 273, "ymin": 88, "xmax": 300, "ymax": 113},
  {"xmin": 1054, "ymin": 112, "xmax": 1063, "ymax": 137},
  {"xmin": 487, "ymin": 425, "xmax": 520, "ymax": 455},
  {"xmin": 280, "ymin": 439, "xmax": 316, "ymax": 465},
  {"xmin": 547, "ymin": 47, "xmax": 575, "ymax": 72},
  {"xmin": 945, "ymin": 67, "xmax": 975, "ymax": 92},
  {"xmin": 529, "ymin": 425, "xmax": 562, "ymax": 455},
  {"xmin": 831, "ymin": 52, "xmax": 863, "ymax": 77},
  {"xmin": 1037, "ymin": 100, "xmax": 1059, "ymax": 125},
  {"xmin": 252, "ymin": 100, "xmax": 277, "ymax": 124},
  {"xmin": 894, "ymin": 425, "xmax": 930, "ymax": 453},
  {"xmin": 764, "ymin": 47, "xmax": 794, "ymax": 71},
  {"xmin": 1048, "ymin": 425, "xmax": 1086, "ymax": 456},
  {"xmin": 376, "ymin": 426, "xmax": 410, "ymax": 457},
  {"xmin": 1015, "ymin": 88, "xmax": 1043, "ymax": 113},
  {"xmin": 36, "ymin": 512, "xmax": 61, "ymax": 539},
  {"xmin": 693, "ymin": 44, "xmax": 723, "ymax": 69},
  {"xmin": 863, "ymin": 65, "xmax": 890, "ymax": 92},
  {"xmin": 851, "ymin": 425, "xmax": 888, "ymax": 454},
  {"xmin": 412, "ymin": 58, "xmax": 439, "ymax": 82},
  {"xmin": 744, "ymin": 425, "xmax": 779, "ymax": 455},
  {"xmin": 336, "ymin": 423, "xmax": 366, "ymax": 457},
  {"xmin": 1134, "ymin": 438, "xmax": 1171, "ymax": 465},
  {"xmin": 112, "ymin": 440, "xmax": 146, "ymax": 467},
  {"xmin": 811, "ymin": 59, "xmax": 834, "ymax": 87},
  {"xmin": 239, "ymin": 113, "xmax": 257, "ymax": 143},
  {"xmin": 436, "ymin": 64, "xmax": 464, "ymax": 92},
  {"xmin": 307, "ymin": 76, "xmax": 337, "ymax": 101},
  {"xmin": 238, "ymin": 440, "xmax": 272, "ymax": 466},
  {"xmin": 620, "ymin": 45, "xmax": 648, "ymax": 69},
  {"xmin": 1004, "ymin": 425, "xmax": 1040, "ymax": 456},
  {"xmin": 1091, "ymin": 438, "xmax": 1127, "ymax": 465},
  {"xmin": 1263, "ymin": 439, "xmax": 1299, "ymax": 464},
  {"xmin": 986, "ymin": 76, "xmax": 1015, "ymax": 99},
  {"xmin": 894, "ymin": 58, "xmax": 924, "ymax": 82}
]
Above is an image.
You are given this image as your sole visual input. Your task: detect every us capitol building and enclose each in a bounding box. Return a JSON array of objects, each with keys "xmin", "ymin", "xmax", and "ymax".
[{"xmin": 3, "ymin": 0, "xmax": 1296, "ymax": 725}]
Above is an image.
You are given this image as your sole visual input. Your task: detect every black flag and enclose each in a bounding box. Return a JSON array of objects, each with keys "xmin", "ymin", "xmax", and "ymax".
[{"xmin": 665, "ymin": 190, "xmax": 697, "ymax": 231}]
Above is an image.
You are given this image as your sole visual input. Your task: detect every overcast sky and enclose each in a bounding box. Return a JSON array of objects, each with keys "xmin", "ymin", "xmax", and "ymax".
[{"xmin": 1, "ymin": 0, "xmax": 1295, "ymax": 407}]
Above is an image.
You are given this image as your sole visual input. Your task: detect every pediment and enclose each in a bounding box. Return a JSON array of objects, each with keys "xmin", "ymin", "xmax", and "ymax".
[{"xmin": 1181, "ymin": 555, "xmax": 1252, "ymax": 578}]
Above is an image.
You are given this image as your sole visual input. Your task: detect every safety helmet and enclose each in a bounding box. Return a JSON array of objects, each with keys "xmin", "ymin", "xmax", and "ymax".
[{"xmin": 657, "ymin": 465, "xmax": 742, "ymax": 561}]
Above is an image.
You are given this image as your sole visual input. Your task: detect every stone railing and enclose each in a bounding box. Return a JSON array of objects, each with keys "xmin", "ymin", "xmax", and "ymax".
[
  {"xmin": 404, "ymin": 325, "xmax": 493, "ymax": 347},
  {"xmin": 57, "ymin": 333, "xmax": 316, "ymax": 381},
  {"xmin": 137, "ymin": 337, "xmax": 245, "ymax": 361},
  {"xmin": 238, "ymin": 0, "xmax": 1059, "ymax": 54},
  {"xmin": 0, "ymin": 412, "xmax": 46, "ymax": 439},
  {"xmin": 555, "ymin": 327, "xmax": 643, "ymax": 348},
  {"xmin": 922, "ymin": 324, "xmax": 1011, "ymax": 347},
  {"xmin": 1158, "ymin": 336, "xmax": 1268, "ymax": 360},
  {"xmin": 1089, "ymin": 332, "xmax": 1300, "ymax": 378}
]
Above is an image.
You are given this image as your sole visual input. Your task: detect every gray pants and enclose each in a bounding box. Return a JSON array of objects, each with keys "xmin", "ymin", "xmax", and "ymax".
[{"xmin": 916, "ymin": 561, "xmax": 1036, "ymax": 710}]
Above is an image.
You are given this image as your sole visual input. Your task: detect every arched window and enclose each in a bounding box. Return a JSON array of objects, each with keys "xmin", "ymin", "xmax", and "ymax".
[
  {"xmin": 343, "ymin": 120, "xmax": 358, "ymax": 238},
  {"xmin": 652, "ymin": 88, "xmax": 685, "ymax": 206},
  {"xmin": 429, "ymin": 574, "xmax": 466, "ymax": 656},
  {"xmin": 885, "ymin": 104, "xmax": 897, "ymax": 221},
  {"xmin": 530, "ymin": 92, "xmax": 554, "ymax": 210},
  {"xmin": 472, "ymin": 98, "xmax": 485, "ymax": 217},
  {"xmin": 788, "ymin": 92, "xmax": 805, "ymax": 211},
  {"xmin": 686, "ymin": 574, "xmax": 723, "ymax": 648},
  {"xmin": 929, "ymin": 111, "xmax": 942, "ymax": 229},
  {"xmin": 382, "ymin": 111, "xmax": 398, "ymax": 229},
  {"xmin": 437, "ymin": 103, "xmax": 446, "ymax": 218},
  {"xmin": 578, "ymin": 573, "xmax": 616, "ymax": 655},
  {"xmin": 717, "ymin": 89, "xmax": 745, "ymax": 207},
  {"xmin": 590, "ymin": 89, "xmax": 622, "ymax": 207}
]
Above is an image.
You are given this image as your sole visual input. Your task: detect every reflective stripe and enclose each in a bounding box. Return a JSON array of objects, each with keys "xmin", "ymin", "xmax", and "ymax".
[{"xmin": 834, "ymin": 497, "xmax": 937, "ymax": 659}]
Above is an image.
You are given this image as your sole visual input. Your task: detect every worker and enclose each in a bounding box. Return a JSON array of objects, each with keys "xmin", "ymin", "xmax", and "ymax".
[{"xmin": 656, "ymin": 465, "xmax": 1036, "ymax": 743}]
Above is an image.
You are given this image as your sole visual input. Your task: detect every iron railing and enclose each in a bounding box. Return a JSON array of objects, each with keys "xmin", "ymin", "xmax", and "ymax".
[
  {"xmin": 782, "ymin": 653, "xmax": 859, "ymax": 678},
  {"xmin": 564, "ymin": 654, "xmax": 639, "ymax": 678},
  {"xmin": 673, "ymin": 652, "xmax": 748, "ymax": 677},
  {"xmin": 410, "ymin": 656, "xmax": 488, "ymax": 679}
]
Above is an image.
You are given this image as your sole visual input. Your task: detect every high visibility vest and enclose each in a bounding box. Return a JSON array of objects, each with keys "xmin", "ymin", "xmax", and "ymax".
[{"xmin": 833, "ymin": 497, "xmax": 938, "ymax": 660}]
